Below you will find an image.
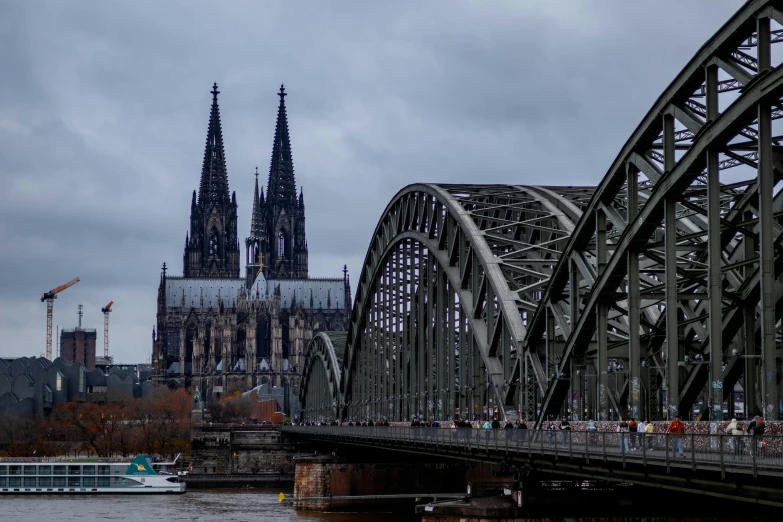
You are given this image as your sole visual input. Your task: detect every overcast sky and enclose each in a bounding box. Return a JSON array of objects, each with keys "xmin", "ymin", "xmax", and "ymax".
[{"xmin": 0, "ymin": 0, "xmax": 743, "ymax": 364}]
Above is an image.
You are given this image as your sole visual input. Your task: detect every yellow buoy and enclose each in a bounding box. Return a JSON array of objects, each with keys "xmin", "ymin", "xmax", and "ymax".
[{"xmin": 278, "ymin": 492, "xmax": 285, "ymax": 502}]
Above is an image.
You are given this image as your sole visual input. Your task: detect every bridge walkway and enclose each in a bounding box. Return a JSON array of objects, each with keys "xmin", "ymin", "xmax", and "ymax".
[{"xmin": 285, "ymin": 426, "xmax": 783, "ymax": 479}]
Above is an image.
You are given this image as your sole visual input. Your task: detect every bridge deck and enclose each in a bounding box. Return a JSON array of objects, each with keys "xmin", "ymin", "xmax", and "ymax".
[{"xmin": 285, "ymin": 426, "xmax": 783, "ymax": 479}]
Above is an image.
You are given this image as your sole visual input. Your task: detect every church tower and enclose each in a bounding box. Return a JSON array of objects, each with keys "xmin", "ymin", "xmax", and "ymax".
[
  {"xmin": 184, "ymin": 83, "xmax": 240, "ymax": 279},
  {"xmin": 246, "ymin": 85, "xmax": 308, "ymax": 283}
]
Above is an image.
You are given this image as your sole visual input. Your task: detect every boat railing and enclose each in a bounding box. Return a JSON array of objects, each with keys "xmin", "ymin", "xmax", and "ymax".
[{"xmin": 0, "ymin": 456, "xmax": 131, "ymax": 463}]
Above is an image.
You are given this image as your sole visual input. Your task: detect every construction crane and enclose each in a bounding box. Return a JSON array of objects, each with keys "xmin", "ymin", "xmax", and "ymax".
[
  {"xmin": 41, "ymin": 277, "xmax": 80, "ymax": 360},
  {"xmin": 101, "ymin": 300, "xmax": 114, "ymax": 360}
]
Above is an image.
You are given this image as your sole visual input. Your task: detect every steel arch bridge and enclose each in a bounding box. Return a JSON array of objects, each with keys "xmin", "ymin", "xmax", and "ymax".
[{"xmin": 301, "ymin": 0, "xmax": 783, "ymax": 426}]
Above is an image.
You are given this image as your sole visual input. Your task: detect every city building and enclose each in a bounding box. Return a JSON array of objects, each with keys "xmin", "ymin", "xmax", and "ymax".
[
  {"xmin": 152, "ymin": 84, "xmax": 351, "ymax": 406},
  {"xmin": 0, "ymin": 356, "xmax": 153, "ymax": 417},
  {"xmin": 59, "ymin": 305, "xmax": 97, "ymax": 371}
]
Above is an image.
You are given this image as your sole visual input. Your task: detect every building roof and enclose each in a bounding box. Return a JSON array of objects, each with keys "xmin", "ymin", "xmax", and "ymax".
[
  {"xmin": 166, "ymin": 275, "xmax": 346, "ymax": 311},
  {"xmin": 165, "ymin": 277, "xmax": 246, "ymax": 309},
  {"xmin": 273, "ymin": 278, "xmax": 346, "ymax": 310}
]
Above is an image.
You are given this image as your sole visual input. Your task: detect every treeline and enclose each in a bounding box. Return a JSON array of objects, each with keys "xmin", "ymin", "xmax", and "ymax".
[
  {"xmin": 206, "ymin": 390, "xmax": 251, "ymax": 423},
  {"xmin": 0, "ymin": 389, "xmax": 192, "ymax": 459}
]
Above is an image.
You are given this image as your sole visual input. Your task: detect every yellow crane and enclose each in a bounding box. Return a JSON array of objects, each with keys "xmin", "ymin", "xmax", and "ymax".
[{"xmin": 41, "ymin": 277, "xmax": 80, "ymax": 360}]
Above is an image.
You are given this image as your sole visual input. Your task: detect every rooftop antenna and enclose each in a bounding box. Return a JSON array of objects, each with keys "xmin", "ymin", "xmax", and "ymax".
[{"xmin": 77, "ymin": 304, "xmax": 83, "ymax": 329}]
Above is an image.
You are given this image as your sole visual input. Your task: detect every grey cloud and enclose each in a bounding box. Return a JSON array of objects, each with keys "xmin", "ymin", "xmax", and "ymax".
[{"xmin": 0, "ymin": 0, "xmax": 742, "ymax": 362}]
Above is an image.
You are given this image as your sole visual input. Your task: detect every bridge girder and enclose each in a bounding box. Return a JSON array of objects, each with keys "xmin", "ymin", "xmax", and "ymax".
[
  {"xmin": 302, "ymin": 184, "xmax": 587, "ymax": 422},
  {"xmin": 532, "ymin": 0, "xmax": 783, "ymax": 426},
  {"xmin": 299, "ymin": 332, "xmax": 345, "ymax": 421},
  {"xmin": 302, "ymin": 0, "xmax": 783, "ymax": 427}
]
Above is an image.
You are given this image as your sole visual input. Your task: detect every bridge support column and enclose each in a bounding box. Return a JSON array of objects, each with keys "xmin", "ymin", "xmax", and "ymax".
[
  {"xmin": 293, "ymin": 455, "xmax": 469, "ymax": 512},
  {"xmin": 627, "ymin": 165, "xmax": 643, "ymax": 421},
  {"xmin": 595, "ymin": 209, "xmax": 609, "ymax": 421},
  {"xmin": 704, "ymin": 60, "xmax": 723, "ymax": 422},
  {"xmin": 757, "ymin": 15, "xmax": 780, "ymax": 421},
  {"xmin": 663, "ymin": 112, "xmax": 679, "ymax": 420}
]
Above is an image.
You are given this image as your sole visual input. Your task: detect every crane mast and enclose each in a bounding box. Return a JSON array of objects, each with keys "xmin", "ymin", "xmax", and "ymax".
[{"xmin": 101, "ymin": 301, "xmax": 114, "ymax": 360}]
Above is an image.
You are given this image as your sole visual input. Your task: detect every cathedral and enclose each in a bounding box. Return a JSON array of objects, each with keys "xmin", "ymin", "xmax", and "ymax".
[{"xmin": 152, "ymin": 83, "xmax": 351, "ymax": 403}]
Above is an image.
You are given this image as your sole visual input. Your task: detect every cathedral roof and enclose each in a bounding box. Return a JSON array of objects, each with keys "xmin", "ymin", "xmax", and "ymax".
[
  {"xmin": 270, "ymin": 278, "xmax": 346, "ymax": 310},
  {"xmin": 164, "ymin": 277, "xmax": 245, "ymax": 309},
  {"xmin": 165, "ymin": 275, "xmax": 346, "ymax": 311},
  {"xmin": 249, "ymin": 270, "xmax": 268, "ymax": 300}
]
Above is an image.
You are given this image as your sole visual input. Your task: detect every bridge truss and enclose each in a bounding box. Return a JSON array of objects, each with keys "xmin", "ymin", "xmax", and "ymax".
[{"xmin": 301, "ymin": 0, "xmax": 783, "ymax": 425}]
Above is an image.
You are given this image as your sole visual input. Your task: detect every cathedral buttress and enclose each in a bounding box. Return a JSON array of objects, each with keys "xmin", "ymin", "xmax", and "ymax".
[{"xmin": 184, "ymin": 83, "xmax": 240, "ymax": 278}]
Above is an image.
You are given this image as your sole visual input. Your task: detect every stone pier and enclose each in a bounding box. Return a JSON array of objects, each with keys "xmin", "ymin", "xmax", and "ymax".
[
  {"xmin": 189, "ymin": 424, "xmax": 297, "ymax": 486},
  {"xmin": 293, "ymin": 454, "xmax": 472, "ymax": 511}
]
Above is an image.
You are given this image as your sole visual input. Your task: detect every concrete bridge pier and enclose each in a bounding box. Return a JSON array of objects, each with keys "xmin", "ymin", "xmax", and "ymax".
[{"xmin": 293, "ymin": 453, "xmax": 473, "ymax": 511}]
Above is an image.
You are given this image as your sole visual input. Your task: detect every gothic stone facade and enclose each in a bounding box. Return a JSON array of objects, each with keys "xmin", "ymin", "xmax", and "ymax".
[{"xmin": 152, "ymin": 84, "xmax": 351, "ymax": 400}]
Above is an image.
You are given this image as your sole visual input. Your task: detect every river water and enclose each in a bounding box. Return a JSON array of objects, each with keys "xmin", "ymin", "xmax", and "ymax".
[
  {"xmin": 0, "ymin": 489, "xmax": 771, "ymax": 521},
  {"xmin": 0, "ymin": 490, "xmax": 418, "ymax": 522}
]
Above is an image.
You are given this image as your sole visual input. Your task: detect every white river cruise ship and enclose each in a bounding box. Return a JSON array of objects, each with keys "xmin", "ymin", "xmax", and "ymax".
[{"xmin": 0, "ymin": 455, "xmax": 185, "ymax": 494}]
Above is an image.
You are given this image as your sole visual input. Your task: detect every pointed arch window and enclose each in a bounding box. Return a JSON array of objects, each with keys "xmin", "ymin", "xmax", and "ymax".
[
  {"xmin": 278, "ymin": 231, "xmax": 285, "ymax": 257},
  {"xmin": 209, "ymin": 228, "xmax": 219, "ymax": 256}
]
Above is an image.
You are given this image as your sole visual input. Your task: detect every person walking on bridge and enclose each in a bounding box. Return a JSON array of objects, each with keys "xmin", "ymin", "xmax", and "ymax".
[
  {"xmin": 635, "ymin": 419, "xmax": 646, "ymax": 451},
  {"xmin": 559, "ymin": 416, "xmax": 571, "ymax": 448},
  {"xmin": 586, "ymin": 419, "xmax": 597, "ymax": 446},
  {"xmin": 628, "ymin": 418, "xmax": 638, "ymax": 451},
  {"xmin": 504, "ymin": 419, "xmax": 514, "ymax": 443},
  {"xmin": 726, "ymin": 417, "xmax": 738, "ymax": 455},
  {"xmin": 517, "ymin": 418, "xmax": 528, "ymax": 442},
  {"xmin": 747, "ymin": 415, "xmax": 765, "ymax": 458},
  {"xmin": 546, "ymin": 422, "xmax": 556, "ymax": 448},
  {"xmin": 644, "ymin": 420, "xmax": 654, "ymax": 451},
  {"xmin": 618, "ymin": 418, "xmax": 630, "ymax": 453},
  {"xmin": 668, "ymin": 415, "xmax": 686, "ymax": 458}
]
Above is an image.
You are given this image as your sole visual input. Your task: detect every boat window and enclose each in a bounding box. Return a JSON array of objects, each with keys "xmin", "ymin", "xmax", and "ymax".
[
  {"xmin": 112, "ymin": 476, "xmax": 142, "ymax": 486},
  {"xmin": 97, "ymin": 465, "xmax": 110, "ymax": 475},
  {"xmin": 0, "ymin": 466, "xmax": 6, "ymax": 475},
  {"xmin": 97, "ymin": 477, "xmax": 110, "ymax": 487},
  {"xmin": 8, "ymin": 466, "xmax": 21, "ymax": 476},
  {"xmin": 38, "ymin": 466, "xmax": 51, "ymax": 475},
  {"xmin": 52, "ymin": 477, "xmax": 65, "ymax": 487},
  {"xmin": 166, "ymin": 477, "xmax": 179, "ymax": 483},
  {"xmin": 23, "ymin": 466, "xmax": 37, "ymax": 475},
  {"xmin": 9, "ymin": 477, "xmax": 21, "ymax": 487},
  {"xmin": 68, "ymin": 465, "xmax": 81, "ymax": 475},
  {"xmin": 0, "ymin": 477, "xmax": 6, "ymax": 487},
  {"xmin": 82, "ymin": 477, "xmax": 95, "ymax": 487},
  {"xmin": 67, "ymin": 477, "xmax": 80, "ymax": 487},
  {"xmin": 82, "ymin": 466, "xmax": 96, "ymax": 475},
  {"xmin": 23, "ymin": 477, "xmax": 36, "ymax": 487},
  {"xmin": 38, "ymin": 477, "xmax": 51, "ymax": 487},
  {"xmin": 53, "ymin": 466, "xmax": 66, "ymax": 475}
]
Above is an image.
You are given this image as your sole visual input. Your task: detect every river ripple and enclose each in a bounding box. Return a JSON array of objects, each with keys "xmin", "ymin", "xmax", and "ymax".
[{"xmin": 0, "ymin": 489, "xmax": 419, "ymax": 522}]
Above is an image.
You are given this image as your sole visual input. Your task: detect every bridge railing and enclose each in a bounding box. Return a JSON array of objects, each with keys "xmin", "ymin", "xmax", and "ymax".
[{"xmin": 285, "ymin": 426, "xmax": 783, "ymax": 477}]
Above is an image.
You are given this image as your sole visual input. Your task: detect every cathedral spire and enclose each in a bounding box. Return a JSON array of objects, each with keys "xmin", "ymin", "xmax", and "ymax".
[
  {"xmin": 184, "ymin": 83, "xmax": 240, "ymax": 279},
  {"xmin": 250, "ymin": 167, "xmax": 264, "ymax": 237},
  {"xmin": 199, "ymin": 82, "xmax": 230, "ymax": 206},
  {"xmin": 266, "ymin": 84, "xmax": 296, "ymax": 208}
]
